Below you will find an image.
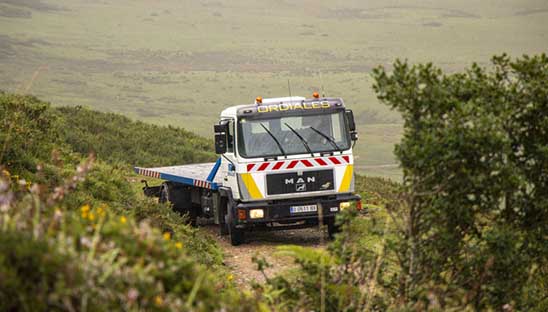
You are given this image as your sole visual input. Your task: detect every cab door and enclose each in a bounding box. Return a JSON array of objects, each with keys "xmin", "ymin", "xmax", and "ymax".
[{"xmin": 218, "ymin": 118, "xmax": 239, "ymax": 199}]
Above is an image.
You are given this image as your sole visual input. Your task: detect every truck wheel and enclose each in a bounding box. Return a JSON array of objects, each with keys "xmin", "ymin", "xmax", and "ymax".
[
  {"xmin": 219, "ymin": 222, "xmax": 229, "ymax": 236},
  {"xmin": 225, "ymin": 213, "xmax": 244, "ymax": 246},
  {"xmin": 327, "ymin": 218, "xmax": 340, "ymax": 240},
  {"xmin": 159, "ymin": 183, "xmax": 169, "ymax": 204},
  {"xmin": 159, "ymin": 183, "xmax": 197, "ymax": 226},
  {"xmin": 218, "ymin": 197, "xmax": 229, "ymax": 236},
  {"xmin": 188, "ymin": 205, "xmax": 198, "ymax": 227}
]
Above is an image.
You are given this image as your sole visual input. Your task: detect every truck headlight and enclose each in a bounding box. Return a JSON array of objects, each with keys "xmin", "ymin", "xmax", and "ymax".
[
  {"xmin": 339, "ymin": 202, "xmax": 351, "ymax": 210},
  {"xmin": 249, "ymin": 209, "xmax": 264, "ymax": 219}
]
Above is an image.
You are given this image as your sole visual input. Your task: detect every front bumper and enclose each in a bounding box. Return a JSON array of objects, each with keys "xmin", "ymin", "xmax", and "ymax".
[{"xmin": 233, "ymin": 193, "xmax": 361, "ymax": 227}]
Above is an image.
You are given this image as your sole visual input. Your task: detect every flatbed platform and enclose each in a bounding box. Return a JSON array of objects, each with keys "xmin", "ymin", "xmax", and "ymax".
[{"xmin": 135, "ymin": 159, "xmax": 223, "ymax": 190}]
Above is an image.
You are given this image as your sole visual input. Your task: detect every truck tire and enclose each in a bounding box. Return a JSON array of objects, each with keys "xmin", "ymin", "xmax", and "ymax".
[
  {"xmin": 219, "ymin": 197, "xmax": 229, "ymax": 236},
  {"xmin": 327, "ymin": 217, "xmax": 340, "ymax": 240},
  {"xmin": 159, "ymin": 183, "xmax": 197, "ymax": 226},
  {"xmin": 219, "ymin": 222, "xmax": 229, "ymax": 236},
  {"xmin": 225, "ymin": 212, "xmax": 244, "ymax": 246}
]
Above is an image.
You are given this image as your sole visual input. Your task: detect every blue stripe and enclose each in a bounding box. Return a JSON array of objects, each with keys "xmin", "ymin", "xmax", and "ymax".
[
  {"xmin": 207, "ymin": 158, "xmax": 222, "ymax": 182},
  {"xmin": 134, "ymin": 167, "xmax": 219, "ymax": 190},
  {"xmin": 158, "ymin": 173, "xmax": 219, "ymax": 190},
  {"xmin": 158, "ymin": 172, "xmax": 195, "ymax": 187}
]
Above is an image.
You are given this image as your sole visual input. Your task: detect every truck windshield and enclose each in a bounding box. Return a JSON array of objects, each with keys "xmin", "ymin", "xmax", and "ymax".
[{"xmin": 237, "ymin": 111, "xmax": 351, "ymax": 158}]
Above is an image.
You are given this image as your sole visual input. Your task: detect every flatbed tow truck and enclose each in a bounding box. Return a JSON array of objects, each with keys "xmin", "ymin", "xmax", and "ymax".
[{"xmin": 136, "ymin": 93, "xmax": 361, "ymax": 245}]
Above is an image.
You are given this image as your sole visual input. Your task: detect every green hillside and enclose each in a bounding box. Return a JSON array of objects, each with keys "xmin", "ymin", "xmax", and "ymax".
[
  {"xmin": 2, "ymin": 0, "xmax": 546, "ymax": 178},
  {"xmin": 0, "ymin": 91, "xmax": 219, "ymax": 259},
  {"xmin": 55, "ymin": 106, "xmax": 215, "ymax": 167},
  {"xmin": 0, "ymin": 92, "xmax": 248, "ymax": 310}
]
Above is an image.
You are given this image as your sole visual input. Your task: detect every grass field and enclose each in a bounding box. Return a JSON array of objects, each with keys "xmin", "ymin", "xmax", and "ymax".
[{"xmin": 1, "ymin": 0, "xmax": 547, "ymax": 179}]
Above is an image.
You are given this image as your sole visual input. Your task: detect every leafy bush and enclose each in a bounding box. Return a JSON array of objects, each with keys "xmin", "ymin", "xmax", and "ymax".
[
  {"xmin": 371, "ymin": 54, "xmax": 548, "ymax": 310},
  {"xmin": 0, "ymin": 92, "xmax": 221, "ymax": 266},
  {"xmin": 0, "ymin": 167, "xmax": 261, "ymax": 311},
  {"xmin": 254, "ymin": 54, "xmax": 547, "ymax": 312},
  {"xmin": 0, "ymin": 230, "xmax": 84, "ymax": 311},
  {"xmin": 0, "ymin": 92, "xmax": 249, "ymax": 310},
  {"xmin": 0, "ymin": 93, "xmax": 62, "ymax": 184},
  {"xmin": 54, "ymin": 106, "xmax": 215, "ymax": 167},
  {"xmin": 254, "ymin": 176, "xmax": 401, "ymax": 312}
]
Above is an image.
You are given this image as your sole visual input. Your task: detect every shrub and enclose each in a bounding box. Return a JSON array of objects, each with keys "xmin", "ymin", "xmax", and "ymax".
[
  {"xmin": 254, "ymin": 176, "xmax": 401, "ymax": 312},
  {"xmin": 371, "ymin": 54, "xmax": 548, "ymax": 310},
  {"xmin": 0, "ymin": 169, "xmax": 258, "ymax": 311},
  {"xmin": 54, "ymin": 106, "xmax": 215, "ymax": 167},
  {"xmin": 0, "ymin": 92, "xmax": 222, "ymax": 266},
  {"xmin": 0, "ymin": 231, "xmax": 83, "ymax": 312},
  {"xmin": 0, "ymin": 92, "xmax": 248, "ymax": 310}
]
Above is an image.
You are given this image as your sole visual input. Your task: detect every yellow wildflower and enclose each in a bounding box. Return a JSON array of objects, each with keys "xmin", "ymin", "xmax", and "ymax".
[
  {"xmin": 120, "ymin": 216, "xmax": 127, "ymax": 224},
  {"xmin": 175, "ymin": 242, "xmax": 183, "ymax": 249},
  {"xmin": 2, "ymin": 169, "xmax": 10, "ymax": 178},
  {"xmin": 88, "ymin": 212, "xmax": 95, "ymax": 221},
  {"xmin": 97, "ymin": 205, "xmax": 106, "ymax": 218},
  {"xmin": 81, "ymin": 204, "xmax": 91, "ymax": 218},
  {"xmin": 163, "ymin": 232, "xmax": 171, "ymax": 241},
  {"xmin": 154, "ymin": 295, "xmax": 163, "ymax": 306},
  {"xmin": 81, "ymin": 204, "xmax": 90, "ymax": 214},
  {"xmin": 227, "ymin": 274, "xmax": 234, "ymax": 282}
]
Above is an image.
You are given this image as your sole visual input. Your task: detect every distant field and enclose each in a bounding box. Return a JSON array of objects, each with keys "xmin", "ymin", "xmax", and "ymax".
[{"xmin": 1, "ymin": 0, "xmax": 547, "ymax": 179}]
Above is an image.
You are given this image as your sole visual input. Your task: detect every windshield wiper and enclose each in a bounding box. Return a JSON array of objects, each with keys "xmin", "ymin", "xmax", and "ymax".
[
  {"xmin": 284, "ymin": 123, "xmax": 313, "ymax": 156},
  {"xmin": 260, "ymin": 123, "xmax": 287, "ymax": 157},
  {"xmin": 309, "ymin": 126, "xmax": 343, "ymax": 153}
]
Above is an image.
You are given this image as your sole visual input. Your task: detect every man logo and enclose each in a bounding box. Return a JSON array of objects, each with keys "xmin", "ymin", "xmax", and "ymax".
[
  {"xmin": 296, "ymin": 184, "xmax": 306, "ymax": 192},
  {"xmin": 285, "ymin": 177, "xmax": 316, "ymax": 185}
]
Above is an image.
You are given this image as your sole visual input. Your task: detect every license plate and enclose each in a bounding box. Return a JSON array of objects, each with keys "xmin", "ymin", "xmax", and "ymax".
[{"xmin": 290, "ymin": 204, "xmax": 318, "ymax": 214}]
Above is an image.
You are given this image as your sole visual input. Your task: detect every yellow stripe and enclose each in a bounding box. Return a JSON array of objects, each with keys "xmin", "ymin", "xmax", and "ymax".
[
  {"xmin": 338, "ymin": 165, "xmax": 353, "ymax": 193},
  {"xmin": 241, "ymin": 173, "xmax": 263, "ymax": 199}
]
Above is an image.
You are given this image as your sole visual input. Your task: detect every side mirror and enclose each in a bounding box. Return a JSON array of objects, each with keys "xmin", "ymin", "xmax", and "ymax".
[
  {"xmin": 345, "ymin": 110, "xmax": 358, "ymax": 141},
  {"xmin": 214, "ymin": 123, "xmax": 228, "ymax": 154},
  {"xmin": 345, "ymin": 110, "xmax": 356, "ymax": 132}
]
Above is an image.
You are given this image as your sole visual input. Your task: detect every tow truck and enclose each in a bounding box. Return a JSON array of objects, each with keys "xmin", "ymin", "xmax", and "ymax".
[{"xmin": 136, "ymin": 93, "xmax": 361, "ymax": 245}]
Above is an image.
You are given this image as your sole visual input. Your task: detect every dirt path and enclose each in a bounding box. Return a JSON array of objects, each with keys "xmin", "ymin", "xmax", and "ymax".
[{"xmin": 203, "ymin": 225, "xmax": 327, "ymax": 287}]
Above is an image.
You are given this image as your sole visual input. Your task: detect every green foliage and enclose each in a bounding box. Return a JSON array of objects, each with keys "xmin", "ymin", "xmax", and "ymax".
[
  {"xmin": 0, "ymin": 91, "xmax": 215, "ymax": 179},
  {"xmin": 0, "ymin": 92, "xmax": 221, "ymax": 266},
  {"xmin": 0, "ymin": 174, "xmax": 260, "ymax": 311},
  {"xmin": 0, "ymin": 230, "xmax": 83, "ymax": 311},
  {"xmin": 371, "ymin": 54, "xmax": 548, "ymax": 310},
  {"xmin": 255, "ymin": 54, "xmax": 546, "ymax": 311},
  {"xmin": 54, "ymin": 106, "xmax": 215, "ymax": 167},
  {"xmin": 0, "ymin": 93, "xmax": 62, "ymax": 183},
  {"xmin": 0, "ymin": 92, "xmax": 255, "ymax": 310},
  {"xmin": 355, "ymin": 174, "xmax": 400, "ymax": 208},
  {"xmin": 255, "ymin": 176, "xmax": 401, "ymax": 312},
  {"xmin": 131, "ymin": 198, "xmax": 223, "ymax": 266}
]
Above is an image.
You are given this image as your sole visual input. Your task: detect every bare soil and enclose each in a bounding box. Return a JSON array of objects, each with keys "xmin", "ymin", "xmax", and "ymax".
[{"xmin": 203, "ymin": 225, "xmax": 327, "ymax": 287}]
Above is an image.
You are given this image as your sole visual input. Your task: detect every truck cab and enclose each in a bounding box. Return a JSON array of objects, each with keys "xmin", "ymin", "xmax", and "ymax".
[{"xmin": 214, "ymin": 95, "xmax": 361, "ymax": 245}]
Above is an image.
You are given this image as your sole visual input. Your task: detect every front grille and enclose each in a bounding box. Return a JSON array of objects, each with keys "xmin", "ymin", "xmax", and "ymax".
[{"xmin": 266, "ymin": 169, "xmax": 334, "ymax": 195}]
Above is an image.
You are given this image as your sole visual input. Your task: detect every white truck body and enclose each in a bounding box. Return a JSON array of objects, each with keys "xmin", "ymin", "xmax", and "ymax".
[{"xmin": 136, "ymin": 95, "xmax": 361, "ymax": 245}]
